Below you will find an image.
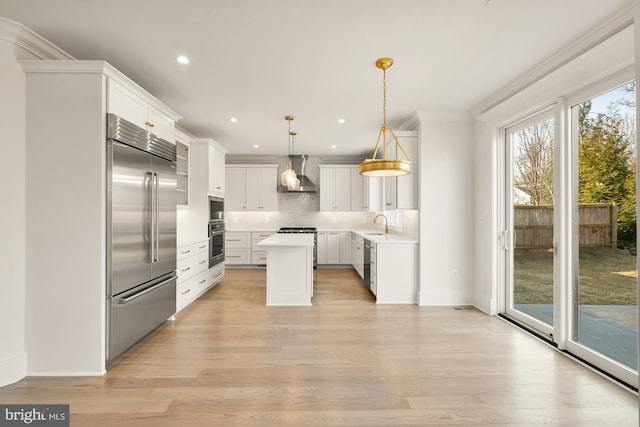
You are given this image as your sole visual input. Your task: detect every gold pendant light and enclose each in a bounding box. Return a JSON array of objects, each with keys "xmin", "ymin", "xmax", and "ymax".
[
  {"xmin": 280, "ymin": 115, "xmax": 298, "ymax": 187},
  {"xmin": 359, "ymin": 58, "xmax": 411, "ymax": 177},
  {"xmin": 287, "ymin": 130, "xmax": 300, "ymax": 190}
]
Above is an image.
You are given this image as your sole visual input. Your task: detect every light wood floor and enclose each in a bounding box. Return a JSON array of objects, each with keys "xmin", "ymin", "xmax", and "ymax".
[{"xmin": 1, "ymin": 268, "xmax": 638, "ymax": 426}]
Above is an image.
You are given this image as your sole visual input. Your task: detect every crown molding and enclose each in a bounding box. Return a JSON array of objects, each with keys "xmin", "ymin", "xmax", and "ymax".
[
  {"xmin": 0, "ymin": 17, "xmax": 74, "ymax": 60},
  {"xmin": 471, "ymin": 3, "xmax": 634, "ymax": 118}
]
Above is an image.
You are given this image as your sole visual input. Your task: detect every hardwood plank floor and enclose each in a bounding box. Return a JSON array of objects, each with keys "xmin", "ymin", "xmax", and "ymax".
[{"xmin": 1, "ymin": 268, "xmax": 638, "ymax": 426}]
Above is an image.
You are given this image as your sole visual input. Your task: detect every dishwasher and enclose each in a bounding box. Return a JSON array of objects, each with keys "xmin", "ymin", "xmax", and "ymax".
[{"xmin": 363, "ymin": 239, "xmax": 371, "ymax": 290}]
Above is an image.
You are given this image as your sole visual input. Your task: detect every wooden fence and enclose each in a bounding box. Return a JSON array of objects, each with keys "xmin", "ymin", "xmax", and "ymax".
[{"xmin": 514, "ymin": 203, "xmax": 617, "ymax": 250}]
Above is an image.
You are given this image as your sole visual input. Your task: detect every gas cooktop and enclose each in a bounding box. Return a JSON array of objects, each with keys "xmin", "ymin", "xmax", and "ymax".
[{"xmin": 278, "ymin": 227, "xmax": 317, "ymax": 233}]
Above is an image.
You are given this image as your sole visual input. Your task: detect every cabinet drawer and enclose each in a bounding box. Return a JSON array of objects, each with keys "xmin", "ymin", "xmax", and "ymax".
[
  {"xmin": 209, "ymin": 264, "xmax": 225, "ymax": 286},
  {"xmin": 226, "ymin": 232, "xmax": 250, "ymax": 248},
  {"xmin": 251, "ymin": 232, "xmax": 275, "ymax": 250},
  {"xmin": 177, "ymin": 252, "xmax": 209, "ymax": 281},
  {"xmin": 225, "ymin": 248, "xmax": 250, "ymax": 264},
  {"xmin": 177, "ymin": 240, "xmax": 208, "ymax": 261},
  {"xmin": 252, "ymin": 251, "xmax": 268, "ymax": 265}
]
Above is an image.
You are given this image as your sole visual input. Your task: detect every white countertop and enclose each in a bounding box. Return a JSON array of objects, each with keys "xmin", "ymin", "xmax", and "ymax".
[
  {"xmin": 257, "ymin": 233, "xmax": 315, "ymax": 247},
  {"xmin": 352, "ymin": 230, "xmax": 418, "ymax": 244}
]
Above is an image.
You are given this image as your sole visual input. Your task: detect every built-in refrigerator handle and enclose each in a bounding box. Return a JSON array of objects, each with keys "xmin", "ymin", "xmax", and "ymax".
[
  {"xmin": 154, "ymin": 172, "xmax": 160, "ymax": 262},
  {"xmin": 146, "ymin": 171, "xmax": 156, "ymax": 263}
]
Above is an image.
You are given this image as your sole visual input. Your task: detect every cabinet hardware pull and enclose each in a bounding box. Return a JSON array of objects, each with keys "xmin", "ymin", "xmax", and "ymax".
[
  {"xmin": 144, "ymin": 121, "xmax": 155, "ymax": 128},
  {"xmin": 199, "ymin": 279, "xmax": 206, "ymax": 284},
  {"xmin": 181, "ymin": 289, "xmax": 191, "ymax": 295},
  {"xmin": 199, "ymin": 260, "xmax": 207, "ymax": 264},
  {"xmin": 213, "ymin": 272, "xmax": 223, "ymax": 278},
  {"xmin": 216, "ymin": 186, "xmax": 222, "ymax": 189},
  {"xmin": 227, "ymin": 255, "xmax": 241, "ymax": 258},
  {"xmin": 199, "ymin": 245, "xmax": 207, "ymax": 249},
  {"xmin": 182, "ymin": 267, "xmax": 191, "ymax": 272},
  {"xmin": 329, "ymin": 232, "xmax": 338, "ymax": 234},
  {"xmin": 182, "ymin": 250, "xmax": 191, "ymax": 254},
  {"xmin": 227, "ymin": 239, "xmax": 241, "ymax": 242}
]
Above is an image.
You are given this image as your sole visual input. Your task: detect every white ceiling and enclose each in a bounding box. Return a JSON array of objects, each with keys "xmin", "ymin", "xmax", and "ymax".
[{"xmin": 0, "ymin": 0, "xmax": 632, "ymax": 156}]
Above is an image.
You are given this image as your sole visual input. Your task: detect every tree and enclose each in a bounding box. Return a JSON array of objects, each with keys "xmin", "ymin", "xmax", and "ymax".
[
  {"xmin": 578, "ymin": 94, "xmax": 637, "ymax": 243},
  {"xmin": 513, "ymin": 119, "xmax": 554, "ymax": 206}
]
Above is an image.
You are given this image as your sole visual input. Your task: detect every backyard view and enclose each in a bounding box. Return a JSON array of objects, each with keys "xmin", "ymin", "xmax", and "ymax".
[{"xmin": 511, "ymin": 82, "xmax": 637, "ymax": 370}]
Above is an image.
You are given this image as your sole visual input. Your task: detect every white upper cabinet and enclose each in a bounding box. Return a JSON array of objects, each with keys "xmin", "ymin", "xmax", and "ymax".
[
  {"xmin": 374, "ymin": 131, "xmax": 418, "ymax": 210},
  {"xmin": 225, "ymin": 165, "xmax": 278, "ymax": 211},
  {"xmin": 208, "ymin": 145, "xmax": 226, "ymax": 197},
  {"xmin": 107, "ymin": 78, "xmax": 175, "ymax": 142},
  {"xmin": 225, "ymin": 167, "xmax": 246, "ymax": 210},
  {"xmin": 350, "ymin": 166, "xmax": 370, "ymax": 211},
  {"xmin": 319, "ymin": 166, "xmax": 351, "ymax": 211}
]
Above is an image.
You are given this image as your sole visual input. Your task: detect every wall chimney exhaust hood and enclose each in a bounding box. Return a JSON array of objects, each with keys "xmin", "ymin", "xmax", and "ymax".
[{"xmin": 278, "ymin": 155, "xmax": 316, "ymax": 193}]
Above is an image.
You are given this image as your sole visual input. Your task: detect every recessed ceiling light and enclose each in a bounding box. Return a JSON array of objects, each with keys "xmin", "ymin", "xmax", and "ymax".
[
  {"xmin": 176, "ymin": 55, "xmax": 189, "ymax": 65},
  {"xmin": 338, "ymin": 118, "xmax": 345, "ymax": 124},
  {"xmin": 253, "ymin": 144, "xmax": 259, "ymax": 149},
  {"xmin": 230, "ymin": 117, "xmax": 238, "ymax": 123},
  {"xmin": 331, "ymin": 145, "xmax": 337, "ymax": 149}
]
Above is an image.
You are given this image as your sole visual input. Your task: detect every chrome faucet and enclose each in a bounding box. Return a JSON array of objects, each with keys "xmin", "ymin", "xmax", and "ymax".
[{"xmin": 373, "ymin": 213, "xmax": 389, "ymax": 235}]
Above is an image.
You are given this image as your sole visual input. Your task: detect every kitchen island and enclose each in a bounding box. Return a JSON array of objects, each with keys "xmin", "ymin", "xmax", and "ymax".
[{"xmin": 257, "ymin": 233, "xmax": 314, "ymax": 306}]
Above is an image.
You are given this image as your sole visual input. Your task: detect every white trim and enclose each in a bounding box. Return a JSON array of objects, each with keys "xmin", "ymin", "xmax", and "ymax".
[
  {"xmin": 0, "ymin": 352, "xmax": 27, "ymax": 387},
  {"xmin": 0, "ymin": 17, "xmax": 74, "ymax": 60}
]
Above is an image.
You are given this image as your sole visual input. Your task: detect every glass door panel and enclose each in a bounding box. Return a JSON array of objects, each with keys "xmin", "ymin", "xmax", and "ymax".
[
  {"xmin": 571, "ymin": 83, "xmax": 637, "ymax": 371},
  {"xmin": 505, "ymin": 112, "xmax": 555, "ymax": 336}
]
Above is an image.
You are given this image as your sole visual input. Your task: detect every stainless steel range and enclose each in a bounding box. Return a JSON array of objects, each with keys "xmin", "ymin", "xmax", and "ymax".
[{"xmin": 277, "ymin": 227, "xmax": 317, "ymax": 268}]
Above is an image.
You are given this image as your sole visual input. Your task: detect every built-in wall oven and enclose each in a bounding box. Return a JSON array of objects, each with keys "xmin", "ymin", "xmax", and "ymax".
[
  {"xmin": 208, "ymin": 196, "xmax": 225, "ymax": 267},
  {"xmin": 209, "ymin": 221, "xmax": 225, "ymax": 267}
]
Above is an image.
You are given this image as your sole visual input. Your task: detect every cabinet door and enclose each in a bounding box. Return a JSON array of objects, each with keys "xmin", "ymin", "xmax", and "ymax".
[
  {"xmin": 244, "ymin": 168, "xmax": 262, "ymax": 210},
  {"xmin": 395, "ymin": 135, "xmax": 417, "ymax": 209},
  {"xmin": 339, "ymin": 232, "xmax": 352, "ymax": 264},
  {"xmin": 208, "ymin": 146, "xmax": 225, "ymax": 196},
  {"xmin": 317, "ymin": 232, "xmax": 327, "ymax": 264},
  {"xmin": 225, "ymin": 168, "xmax": 246, "ymax": 210},
  {"xmin": 258, "ymin": 167, "xmax": 277, "ymax": 211},
  {"xmin": 326, "ymin": 232, "xmax": 340, "ymax": 264},
  {"xmin": 350, "ymin": 167, "xmax": 370, "ymax": 211},
  {"xmin": 147, "ymin": 104, "xmax": 174, "ymax": 142},
  {"xmin": 107, "ymin": 79, "xmax": 146, "ymax": 129},
  {"xmin": 384, "ymin": 177, "xmax": 397, "ymax": 210},
  {"xmin": 319, "ymin": 168, "xmax": 336, "ymax": 211},
  {"xmin": 334, "ymin": 168, "xmax": 351, "ymax": 210}
]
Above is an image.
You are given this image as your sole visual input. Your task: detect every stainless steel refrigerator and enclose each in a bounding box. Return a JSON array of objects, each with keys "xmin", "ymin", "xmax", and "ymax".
[{"xmin": 106, "ymin": 113, "xmax": 177, "ymax": 363}]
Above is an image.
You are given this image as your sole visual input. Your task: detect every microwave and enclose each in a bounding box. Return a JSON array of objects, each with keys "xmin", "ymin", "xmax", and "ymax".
[{"xmin": 209, "ymin": 196, "xmax": 224, "ymax": 222}]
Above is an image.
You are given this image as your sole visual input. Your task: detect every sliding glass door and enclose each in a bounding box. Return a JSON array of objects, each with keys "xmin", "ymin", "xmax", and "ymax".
[
  {"xmin": 503, "ymin": 110, "xmax": 556, "ymax": 339},
  {"xmin": 565, "ymin": 79, "xmax": 637, "ymax": 385},
  {"xmin": 501, "ymin": 71, "xmax": 637, "ymax": 386}
]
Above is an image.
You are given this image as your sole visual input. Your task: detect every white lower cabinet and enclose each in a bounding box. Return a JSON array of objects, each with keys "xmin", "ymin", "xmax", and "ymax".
[
  {"xmin": 176, "ymin": 240, "xmax": 225, "ymax": 312},
  {"xmin": 225, "ymin": 231, "xmax": 275, "ymax": 266},
  {"xmin": 251, "ymin": 231, "xmax": 275, "ymax": 265},
  {"xmin": 371, "ymin": 242, "xmax": 416, "ymax": 304},
  {"xmin": 225, "ymin": 232, "xmax": 251, "ymax": 265},
  {"xmin": 351, "ymin": 233, "xmax": 364, "ymax": 278},
  {"xmin": 317, "ymin": 231, "xmax": 353, "ymax": 266}
]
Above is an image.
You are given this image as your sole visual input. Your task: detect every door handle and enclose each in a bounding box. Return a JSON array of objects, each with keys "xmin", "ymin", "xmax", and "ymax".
[
  {"xmin": 116, "ymin": 275, "xmax": 176, "ymax": 304},
  {"xmin": 154, "ymin": 172, "xmax": 160, "ymax": 262},
  {"xmin": 146, "ymin": 171, "xmax": 154, "ymax": 262}
]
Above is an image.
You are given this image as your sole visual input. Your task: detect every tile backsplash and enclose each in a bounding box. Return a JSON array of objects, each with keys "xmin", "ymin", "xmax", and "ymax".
[{"xmin": 226, "ymin": 192, "xmax": 418, "ymax": 238}]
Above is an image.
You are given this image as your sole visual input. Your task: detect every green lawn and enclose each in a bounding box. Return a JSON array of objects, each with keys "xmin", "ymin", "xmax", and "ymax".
[{"xmin": 514, "ymin": 248, "xmax": 638, "ymax": 305}]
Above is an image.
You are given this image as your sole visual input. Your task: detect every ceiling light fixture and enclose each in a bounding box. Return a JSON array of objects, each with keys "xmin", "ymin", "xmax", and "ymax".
[
  {"xmin": 176, "ymin": 55, "xmax": 189, "ymax": 64},
  {"xmin": 230, "ymin": 117, "xmax": 238, "ymax": 123},
  {"xmin": 338, "ymin": 118, "xmax": 345, "ymax": 124},
  {"xmin": 253, "ymin": 144, "xmax": 259, "ymax": 148},
  {"xmin": 359, "ymin": 57, "xmax": 411, "ymax": 177},
  {"xmin": 280, "ymin": 116, "xmax": 300, "ymax": 191}
]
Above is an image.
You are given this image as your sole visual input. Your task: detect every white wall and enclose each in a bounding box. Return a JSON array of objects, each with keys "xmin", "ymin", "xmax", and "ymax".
[
  {"xmin": 417, "ymin": 111, "xmax": 475, "ymax": 306},
  {"xmin": 0, "ymin": 18, "xmax": 73, "ymax": 386}
]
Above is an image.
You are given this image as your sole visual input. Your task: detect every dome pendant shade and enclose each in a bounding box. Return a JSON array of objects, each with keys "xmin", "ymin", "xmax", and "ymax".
[
  {"xmin": 281, "ymin": 115, "xmax": 299, "ymax": 187},
  {"xmin": 281, "ymin": 161, "xmax": 297, "ymax": 186},
  {"xmin": 359, "ymin": 58, "xmax": 411, "ymax": 177}
]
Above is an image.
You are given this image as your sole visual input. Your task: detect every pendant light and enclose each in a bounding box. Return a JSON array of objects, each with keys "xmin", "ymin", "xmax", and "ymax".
[
  {"xmin": 359, "ymin": 57, "xmax": 411, "ymax": 177},
  {"xmin": 287, "ymin": 131, "xmax": 301, "ymax": 191},
  {"xmin": 280, "ymin": 115, "xmax": 298, "ymax": 187}
]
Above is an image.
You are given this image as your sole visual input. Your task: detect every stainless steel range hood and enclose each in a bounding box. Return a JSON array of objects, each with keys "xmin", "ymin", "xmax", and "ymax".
[{"xmin": 278, "ymin": 155, "xmax": 317, "ymax": 193}]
